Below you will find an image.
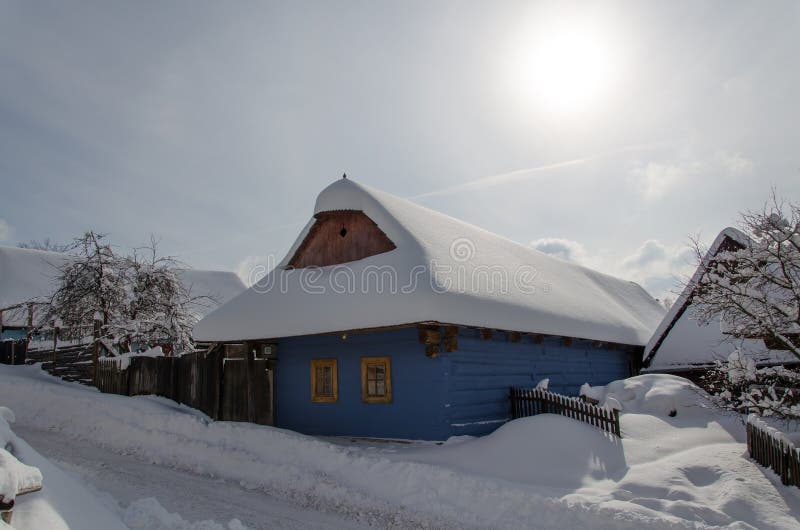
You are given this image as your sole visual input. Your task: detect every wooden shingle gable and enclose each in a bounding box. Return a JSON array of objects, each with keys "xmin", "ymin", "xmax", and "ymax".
[{"xmin": 286, "ymin": 210, "xmax": 397, "ymax": 269}]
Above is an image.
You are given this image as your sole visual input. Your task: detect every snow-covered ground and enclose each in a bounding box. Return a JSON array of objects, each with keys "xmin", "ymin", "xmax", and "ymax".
[
  {"xmin": 12, "ymin": 425, "xmax": 366, "ymax": 530},
  {"xmin": 1, "ymin": 364, "xmax": 799, "ymax": 529}
]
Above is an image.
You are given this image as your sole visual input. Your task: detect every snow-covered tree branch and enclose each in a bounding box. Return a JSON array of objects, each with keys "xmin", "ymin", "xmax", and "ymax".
[
  {"xmin": 690, "ymin": 192, "xmax": 800, "ymax": 361},
  {"xmin": 42, "ymin": 232, "xmax": 207, "ymax": 355}
]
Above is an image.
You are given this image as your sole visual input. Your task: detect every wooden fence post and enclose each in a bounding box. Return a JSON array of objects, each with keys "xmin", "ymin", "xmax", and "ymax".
[
  {"xmin": 244, "ymin": 342, "xmax": 257, "ymax": 423},
  {"xmin": 92, "ymin": 318, "xmax": 102, "ymax": 386},
  {"xmin": 51, "ymin": 324, "xmax": 60, "ymax": 371}
]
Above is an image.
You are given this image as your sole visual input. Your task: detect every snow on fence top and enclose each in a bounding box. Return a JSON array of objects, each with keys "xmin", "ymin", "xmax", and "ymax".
[
  {"xmin": 0, "ymin": 245, "xmax": 245, "ymax": 326},
  {"xmin": 194, "ymin": 178, "xmax": 665, "ymax": 345}
]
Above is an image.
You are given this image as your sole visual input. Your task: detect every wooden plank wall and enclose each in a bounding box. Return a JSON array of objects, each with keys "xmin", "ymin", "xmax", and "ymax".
[{"xmin": 95, "ymin": 350, "xmax": 271, "ymax": 425}]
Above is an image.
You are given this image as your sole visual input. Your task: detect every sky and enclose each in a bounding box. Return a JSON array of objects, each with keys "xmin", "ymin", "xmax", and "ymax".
[{"xmin": 1, "ymin": 0, "xmax": 798, "ymax": 302}]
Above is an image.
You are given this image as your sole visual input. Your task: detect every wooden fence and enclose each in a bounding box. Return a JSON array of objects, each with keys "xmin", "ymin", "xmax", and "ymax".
[
  {"xmin": 27, "ymin": 344, "xmax": 94, "ymax": 384},
  {"xmin": 746, "ymin": 415, "xmax": 800, "ymax": 487},
  {"xmin": 96, "ymin": 349, "xmax": 273, "ymax": 425},
  {"xmin": 0, "ymin": 340, "xmax": 27, "ymax": 365},
  {"xmin": 510, "ymin": 387, "xmax": 621, "ymax": 438}
]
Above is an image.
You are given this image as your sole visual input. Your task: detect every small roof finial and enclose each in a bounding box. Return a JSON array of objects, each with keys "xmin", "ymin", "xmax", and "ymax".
[{"xmin": 342, "ymin": 172, "xmax": 347, "ymax": 179}]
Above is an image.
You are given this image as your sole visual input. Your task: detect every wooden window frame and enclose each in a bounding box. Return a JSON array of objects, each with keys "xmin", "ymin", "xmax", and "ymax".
[
  {"xmin": 360, "ymin": 356, "xmax": 392, "ymax": 404},
  {"xmin": 310, "ymin": 359, "xmax": 338, "ymax": 403}
]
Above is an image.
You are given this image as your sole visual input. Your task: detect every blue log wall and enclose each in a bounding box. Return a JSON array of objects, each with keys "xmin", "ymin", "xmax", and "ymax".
[
  {"xmin": 275, "ymin": 328, "xmax": 451, "ymax": 440},
  {"xmin": 274, "ymin": 326, "xmax": 635, "ymax": 440},
  {"xmin": 441, "ymin": 328, "xmax": 633, "ymax": 437}
]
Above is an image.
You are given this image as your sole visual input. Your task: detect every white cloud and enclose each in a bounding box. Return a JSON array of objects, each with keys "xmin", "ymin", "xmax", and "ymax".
[
  {"xmin": 531, "ymin": 236, "xmax": 697, "ymax": 302},
  {"xmin": 713, "ymin": 151, "xmax": 754, "ymax": 175},
  {"xmin": 630, "ymin": 162, "xmax": 689, "ymax": 200},
  {"xmin": 235, "ymin": 254, "xmax": 276, "ymax": 287},
  {"xmin": 621, "ymin": 239, "xmax": 667, "ymax": 269},
  {"xmin": 531, "ymin": 237, "xmax": 588, "ymax": 264},
  {"xmin": 619, "ymin": 239, "xmax": 696, "ymax": 301},
  {"xmin": 0, "ymin": 219, "xmax": 10, "ymax": 241},
  {"xmin": 630, "ymin": 150, "xmax": 754, "ymax": 200}
]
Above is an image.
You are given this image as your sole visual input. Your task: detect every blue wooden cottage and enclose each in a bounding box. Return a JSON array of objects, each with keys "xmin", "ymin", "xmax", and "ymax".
[{"xmin": 194, "ymin": 178, "xmax": 665, "ymax": 440}]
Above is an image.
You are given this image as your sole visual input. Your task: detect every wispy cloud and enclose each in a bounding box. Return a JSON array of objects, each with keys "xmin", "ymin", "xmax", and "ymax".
[
  {"xmin": 410, "ymin": 140, "xmax": 676, "ymax": 200},
  {"xmin": 630, "ymin": 150, "xmax": 754, "ymax": 200},
  {"xmin": 411, "ymin": 159, "xmax": 588, "ymax": 200}
]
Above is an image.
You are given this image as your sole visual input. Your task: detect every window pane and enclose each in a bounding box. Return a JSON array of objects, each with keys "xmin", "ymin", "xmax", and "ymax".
[
  {"xmin": 375, "ymin": 365, "xmax": 385, "ymax": 380},
  {"xmin": 315, "ymin": 365, "xmax": 333, "ymax": 396},
  {"xmin": 322, "ymin": 366, "xmax": 331, "ymax": 395},
  {"xmin": 315, "ymin": 367, "xmax": 324, "ymax": 394},
  {"xmin": 367, "ymin": 380, "xmax": 376, "ymax": 395},
  {"xmin": 376, "ymin": 380, "xmax": 385, "ymax": 396}
]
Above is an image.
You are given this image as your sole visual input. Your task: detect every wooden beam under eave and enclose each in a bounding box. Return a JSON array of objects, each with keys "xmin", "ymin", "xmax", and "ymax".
[
  {"xmin": 479, "ymin": 328, "xmax": 493, "ymax": 341},
  {"xmin": 444, "ymin": 326, "xmax": 458, "ymax": 352},
  {"xmin": 418, "ymin": 324, "xmax": 442, "ymax": 358},
  {"xmin": 508, "ymin": 331, "xmax": 521, "ymax": 343},
  {"xmin": 561, "ymin": 336, "xmax": 573, "ymax": 347},
  {"xmin": 425, "ymin": 344, "xmax": 440, "ymax": 358}
]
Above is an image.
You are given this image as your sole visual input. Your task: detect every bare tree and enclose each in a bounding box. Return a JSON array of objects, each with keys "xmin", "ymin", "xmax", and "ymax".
[
  {"xmin": 690, "ymin": 192, "xmax": 800, "ymax": 361},
  {"xmin": 46, "ymin": 231, "xmax": 126, "ymax": 330},
  {"xmin": 43, "ymin": 232, "xmax": 205, "ymax": 355},
  {"xmin": 115, "ymin": 236, "xmax": 208, "ymax": 353},
  {"xmin": 18, "ymin": 238, "xmax": 68, "ymax": 252}
]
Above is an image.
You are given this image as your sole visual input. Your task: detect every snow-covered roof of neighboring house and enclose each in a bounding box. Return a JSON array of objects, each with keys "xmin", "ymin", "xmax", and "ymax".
[
  {"xmin": 0, "ymin": 245, "xmax": 245, "ymax": 327},
  {"xmin": 177, "ymin": 269, "xmax": 246, "ymax": 319},
  {"xmin": 642, "ymin": 227, "xmax": 798, "ymax": 372},
  {"xmin": 0, "ymin": 246, "xmax": 71, "ymax": 312},
  {"xmin": 194, "ymin": 178, "xmax": 665, "ymax": 345}
]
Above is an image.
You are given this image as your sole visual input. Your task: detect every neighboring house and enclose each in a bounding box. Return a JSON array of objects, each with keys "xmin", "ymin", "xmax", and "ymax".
[
  {"xmin": 193, "ymin": 178, "xmax": 665, "ymax": 440},
  {"xmin": 0, "ymin": 245, "xmax": 245, "ymax": 341},
  {"xmin": 642, "ymin": 227, "xmax": 799, "ymax": 378},
  {"xmin": 0, "ymin": 247, "xmax": 70, "ymax": 340}
]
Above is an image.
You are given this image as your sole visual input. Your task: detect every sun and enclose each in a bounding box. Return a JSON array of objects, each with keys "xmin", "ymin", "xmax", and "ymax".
[{"xmin": 508, "ymin": 19, "xmax": 619, "ymax": 115}]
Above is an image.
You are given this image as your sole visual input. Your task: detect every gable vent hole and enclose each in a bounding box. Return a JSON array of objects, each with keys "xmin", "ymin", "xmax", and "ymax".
[{"xmin": 339, "ymin": 227, "xmax": 347, "ymax": 238}]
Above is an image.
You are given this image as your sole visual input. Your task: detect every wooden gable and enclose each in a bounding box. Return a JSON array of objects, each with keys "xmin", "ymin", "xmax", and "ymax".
[{"xmin": 286, "ymin": 210, "xmax": 396, "ymax": 269}]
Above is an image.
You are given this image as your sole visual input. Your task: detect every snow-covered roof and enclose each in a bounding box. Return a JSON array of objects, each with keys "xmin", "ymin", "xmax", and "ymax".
[
  {"xmin": 0, "ymin": 245, "xmax": 245, "ymax": 326},
  {"xmin": 194, "ymin": 178, "xmax": 664, "ymax": 345},
  {"xmin": 642, "ymin": 228, "xmax": 798, "ymax": 371},
  {"xmin": 177, "ymin": 269, "xmax": 246, "ymax": 319},
  {"xmin": 0, "ymin": 246, "xmax": 71, "ymax": 312}
]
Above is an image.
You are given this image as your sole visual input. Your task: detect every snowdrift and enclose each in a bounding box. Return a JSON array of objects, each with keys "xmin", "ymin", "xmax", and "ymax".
[
  {"xmin": 0, "ymin": 405, "xmax": 126, "ymax": 529},
  {"xmin": 1, "ymin": 366, "xmax": 799, "ymax": 529},
  {"xmin": 405, "ymin": 415, "xmax": 627, "ymax": 490}
]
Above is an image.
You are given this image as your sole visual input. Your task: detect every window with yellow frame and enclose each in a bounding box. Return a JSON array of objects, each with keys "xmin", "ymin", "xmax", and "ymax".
[
  {"xmin": 361, "ymin": 357, "xmax": 391, "ymax": 403},
  {"xmin": 310, "ymin": 359, "xmax": 337, "ymax": 403}
]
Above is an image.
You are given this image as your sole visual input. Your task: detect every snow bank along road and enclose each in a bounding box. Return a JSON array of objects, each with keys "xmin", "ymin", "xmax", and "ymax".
[
  {"xmin": 13, "ymin": 425, "xmax": 369, "ymax": 530},
  {"xmin": 1, "ymin": 364, "xmax": 799, "ymax": 529}
]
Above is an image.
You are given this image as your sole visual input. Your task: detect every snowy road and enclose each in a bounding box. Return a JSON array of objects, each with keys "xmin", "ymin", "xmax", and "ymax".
[{"xmin": 14, "ymin": 425, "xmax": 369, "ymax": 530}]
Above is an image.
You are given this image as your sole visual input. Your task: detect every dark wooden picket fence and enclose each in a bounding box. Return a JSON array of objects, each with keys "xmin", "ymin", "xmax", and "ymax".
[
  {"xmin": 747, "ymin": 416, "xmax": 800, "ymax": 487},
  {"xmin": 96, "ymin": 348, "xmax": 273, "ymax": 425},
  {"xmin": 510, "ymin": 386, "xmax": 621, "ymax": 438}
]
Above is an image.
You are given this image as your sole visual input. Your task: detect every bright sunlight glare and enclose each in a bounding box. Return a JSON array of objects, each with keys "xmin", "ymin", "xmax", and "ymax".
[{"xmin": 508, "ymin": 19, "xmax": 620, "ymax": 116}]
